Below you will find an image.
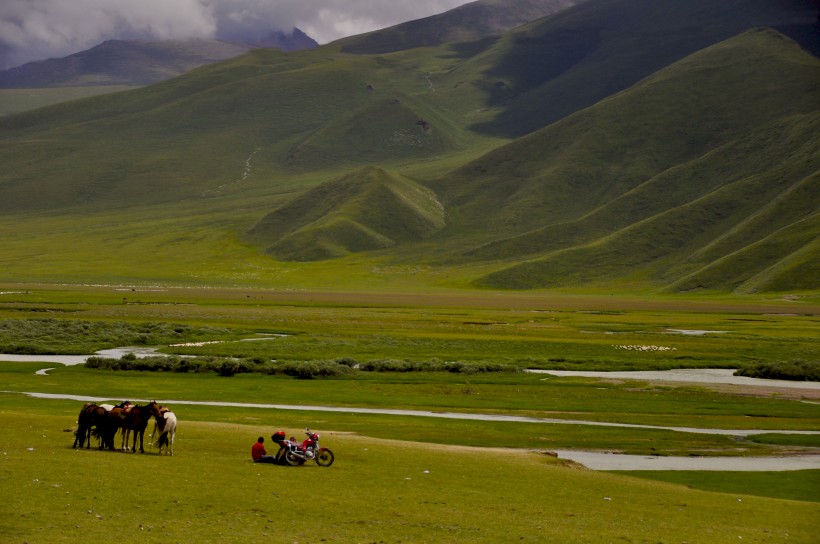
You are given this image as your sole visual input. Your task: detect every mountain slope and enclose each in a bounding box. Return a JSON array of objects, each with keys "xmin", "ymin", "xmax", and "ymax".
[
  {"xmin": 461, "ymin": 0, "xmax": 819, "ymax": 137},
  {"xmin": 439, "ymin": 29, "xmax": 819, "ymax": 290},
  {"xmin": 3, "ymin": 0, "xmax": 807, "ymax": 213},
  {"xmin": 0, "ymin": 44, "xmax": 484, "ymax": 212},
  {"xmin": 338, "ymin": 0, "xmax": 586, "ymax": 54},
  {"xmin": 0, "ymin": 2, "xmax": 817, "ymax": 293},
  {"xmin": 246, "ymin": 166, "xmax": 445, "ymax": 260}
]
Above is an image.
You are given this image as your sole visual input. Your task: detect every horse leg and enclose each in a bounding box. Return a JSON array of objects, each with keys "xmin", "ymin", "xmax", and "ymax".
[
  {"xmin": 138, "ymin": 429, "xmax": 145, "ymax": 453},
  {"xmin": 104, "ymin": 424, "xmax": 116, "ymax": 450}
]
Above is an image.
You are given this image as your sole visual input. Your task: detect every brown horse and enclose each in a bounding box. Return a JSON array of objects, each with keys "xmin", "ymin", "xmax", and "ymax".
[
  {"xmin": 121, "ymin": 401, "xmax": 161, "ymax": 453},
  {"xmin": 106, "ymin": 405, "xmax": 133, "ymax": 450},
  {"xmin": 73, "ymin": 403, "xmax": 118, "ymax": 449},
  {"xmin": 73, "ymin": 403, "xmax": 95, "ymax": 448}
]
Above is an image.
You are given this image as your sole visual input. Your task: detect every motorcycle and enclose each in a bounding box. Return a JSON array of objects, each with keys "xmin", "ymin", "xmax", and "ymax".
[{"xmin": 282, "ymin": 428, "xmax": 335, "ymax": 467}]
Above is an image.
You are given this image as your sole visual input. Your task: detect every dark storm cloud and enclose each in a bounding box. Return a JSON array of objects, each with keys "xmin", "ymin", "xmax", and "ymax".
[{"xmin": 0, "ymin": 0, "xmax": 469, "ymax": 69}]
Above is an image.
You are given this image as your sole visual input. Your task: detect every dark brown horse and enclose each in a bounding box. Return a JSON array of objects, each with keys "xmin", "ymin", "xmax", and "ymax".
[
  {"xmin": 73, "ymin": 403, "xmax": 118, "ymax": 449},
  {"xmin": 121, "ymin": 401, "xmax": 161, "ymax": 453},
  {"xmin": 107, "ymin": 405, "xmax": 132, "ymax": 450}
]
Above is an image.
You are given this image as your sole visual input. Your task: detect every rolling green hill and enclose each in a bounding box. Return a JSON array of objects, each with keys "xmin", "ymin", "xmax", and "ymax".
[
  {"xmin": 247, "ymin": 166, "xmax": 445, "ymax": 260},
  {"xmin": 464, "ymin": 0, "xmax": 819, "ymax": 136},
  {"xmin": 447, "ymin": 29, "xmax": 819, "ymax": 291},
  {"xmin": 0, "ymin": 0, "xmax": 816, "ymax": 293}
]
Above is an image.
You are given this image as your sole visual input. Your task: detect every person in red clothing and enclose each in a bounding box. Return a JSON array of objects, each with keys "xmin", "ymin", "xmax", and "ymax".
[{"xmin": 252, "ymin": 436, "xmax": 276, "ymax": 463}]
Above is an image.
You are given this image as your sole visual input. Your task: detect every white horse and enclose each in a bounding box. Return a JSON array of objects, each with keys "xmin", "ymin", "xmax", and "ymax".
[{"xmin": 151, "ymin": 410, "xmax": 177, "ymax": 456}]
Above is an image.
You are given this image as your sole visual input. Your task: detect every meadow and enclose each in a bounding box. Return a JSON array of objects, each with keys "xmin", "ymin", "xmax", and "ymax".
[
  {"xmin": 1, "ymin": 395, "xmax": 818, "ymax": 544},
  {"xmin": 1, "ymin": 284, "xmax": 818, "ymax": 542}
]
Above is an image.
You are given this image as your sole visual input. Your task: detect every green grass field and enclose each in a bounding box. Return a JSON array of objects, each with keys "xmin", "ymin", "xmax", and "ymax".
[
  {"xmin": 2, "ymin": 395, "xmax": 818, "ymax": 543},
  {"xmin": 1, "ymin": 285, "xmax": 818, "ymax": 542}
]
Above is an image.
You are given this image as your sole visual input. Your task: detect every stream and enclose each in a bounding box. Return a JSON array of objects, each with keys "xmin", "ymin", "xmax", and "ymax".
[
  {"xmin": 3, "ymin": 349, "xmax": 819, "ymax": 471},
  {"xmin": 527, "ymin": 368, "xmax": 820, "ymax": 390},
  {"xmin": 4, "ymin": 390, "xmax": 819, "ymax": 471}
]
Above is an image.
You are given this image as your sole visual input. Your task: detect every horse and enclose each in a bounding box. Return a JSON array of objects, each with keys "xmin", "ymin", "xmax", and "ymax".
[
  {"xmin": 73, "ymin": 403, "xmax": 115, "ymax": 449},
  {"xmin": 121, "ymin": 401, "xmax": 161, "ymax": 453},
  {"xmin": 73, "ymin": 403, "xmax": 95, "ymax": 448},
  {"xmin": 152, "ymin": 409, "xmax": 177, "ymax": 456},
  {"xmin": 104, "ymin": 404, "xmax": 134, "ymax": 451}
]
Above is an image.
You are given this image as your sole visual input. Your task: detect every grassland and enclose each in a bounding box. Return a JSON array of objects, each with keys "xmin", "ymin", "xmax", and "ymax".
[
  {"xmin": 1, "ymin": 284, "xmax": 818, "ymax": 542},
  {"xmin": 2, "ymin": 392, "xmax": 819, "ymax": 543}
]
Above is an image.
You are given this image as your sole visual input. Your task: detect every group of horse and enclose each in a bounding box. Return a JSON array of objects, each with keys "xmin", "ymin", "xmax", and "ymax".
[{"xmin": 72, "ymin": 400, "xmax": 177, "ymax": 455}]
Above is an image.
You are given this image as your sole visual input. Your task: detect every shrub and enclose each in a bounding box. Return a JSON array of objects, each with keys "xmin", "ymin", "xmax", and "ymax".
[
  {"xmin": 217, "ymin": 360, "xmax": 241, "ymax": 377},
  {"xmin": 273, "ymin": 360, "xmax": 350, "ymax": 379},
  {"xmin": 735, "ymin": 360, "xmax": 819, "ymax": 382},
  {"xmin": 83, "ymin": 354, "xmax": 512, "ymax": 378},
  {"xmin": 335, "ymin": 357, "xmax": 358, "ymax": 368}
]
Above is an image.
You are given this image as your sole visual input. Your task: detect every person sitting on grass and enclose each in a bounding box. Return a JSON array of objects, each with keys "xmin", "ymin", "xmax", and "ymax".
[{"xmin": 252, "ymin": 436, "xmax": 277, "ymax": 464}]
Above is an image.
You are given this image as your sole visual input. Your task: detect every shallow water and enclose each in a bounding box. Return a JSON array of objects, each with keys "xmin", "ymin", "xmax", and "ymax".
[
  {"xmin": 553, "ymin": 450, "xmax": 820, "ymax": 471},
  {"xmin": 0, "ymin": 346, "xmax": 161, "ymax": 367},
  {"xmin": 528, "ymin": 368, "xmax": 820, "ymax": 390}
]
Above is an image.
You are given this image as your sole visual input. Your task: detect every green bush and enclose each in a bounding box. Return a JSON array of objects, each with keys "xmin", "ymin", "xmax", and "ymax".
[
  {"xmin": 83, "ymin": 353, "xmax": 514, "ymax": 378},
  {"xmin": 735, "ymin": 359, "xmax": 819, "ymax": 382},
  {"xmin": 358, "ymin": 358, "xmax": 515, "ymax": 374}
]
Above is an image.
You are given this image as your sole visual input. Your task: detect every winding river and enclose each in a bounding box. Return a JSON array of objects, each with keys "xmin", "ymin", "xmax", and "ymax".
[
  {"xmin": 3, "ymin": 349, "xmax": 819, "ymax": 471},
  {"xmin": 4, "ymin": 389, "xmax": 819, "ymax": 471}
]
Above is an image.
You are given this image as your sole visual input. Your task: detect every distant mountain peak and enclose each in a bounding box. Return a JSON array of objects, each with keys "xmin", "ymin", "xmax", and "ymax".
[
  {"xmin": 0, "ymin": 27, "xmax": 318, "ymax": 88},
  {"xmin": 240, "ymin": 27, "xmax": 318, "ymax": 51}
]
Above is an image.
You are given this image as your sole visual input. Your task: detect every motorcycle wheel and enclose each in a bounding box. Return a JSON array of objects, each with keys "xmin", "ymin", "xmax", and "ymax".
[
  {"xmin": 285, "ymin": 451, "xmax": 304, "ymax": 466},
  {"xmin": 315, "ymin": 448, "xmax": 334, "ymax": 467}
]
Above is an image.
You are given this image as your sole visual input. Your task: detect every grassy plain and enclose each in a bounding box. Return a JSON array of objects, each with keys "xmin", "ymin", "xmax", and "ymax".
[
  {"xmin": 1, "ymin": 284, "xmax": 818, "ymax": 542},
  {"xmin": 2, "ymin": 397, "xmax": 819, "ymax": 544}
]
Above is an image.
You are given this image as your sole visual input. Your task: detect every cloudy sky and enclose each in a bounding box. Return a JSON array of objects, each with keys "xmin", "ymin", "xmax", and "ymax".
[{"xmin": 0, "ymin": 0, "xmax": 473, "ymax": 69}]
